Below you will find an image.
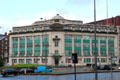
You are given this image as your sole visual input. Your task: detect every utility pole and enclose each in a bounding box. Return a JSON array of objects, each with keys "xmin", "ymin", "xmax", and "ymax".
[
  {"xmin": 110, "ymin": 52, "xmax": 113, "ymax": 80},
  {"xmin": 45, "ymin": 41, "xmax": 47, "ymax": 66},
  {"xmin": 45, "ymin": 36, "xmax": 48, "ymax": 66},
  {"xmin": 94, "ymin": 0, "xmax": 98, "ymax": 80}
]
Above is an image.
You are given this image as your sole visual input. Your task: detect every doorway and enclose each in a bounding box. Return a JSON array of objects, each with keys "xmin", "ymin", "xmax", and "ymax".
[{"xmin": 54, "ymin": 57, "xmax": 59, "ymax": 66}]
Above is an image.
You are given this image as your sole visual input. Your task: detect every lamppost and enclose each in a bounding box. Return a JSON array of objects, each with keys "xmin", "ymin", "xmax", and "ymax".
[
  {"xmin": 45, "ymin": 41, "xmax": 47, "ymax": 66},
  {"xmin": 45, "ymin": 36, "xmax": 48, "ymax": 67},
  {"xmin": 94, "ymin": 0, "xmax": 98, "ymax": 80},
  {"xmin": 110, "ymin": 52, "xmax": 113, "ymax": 80}
]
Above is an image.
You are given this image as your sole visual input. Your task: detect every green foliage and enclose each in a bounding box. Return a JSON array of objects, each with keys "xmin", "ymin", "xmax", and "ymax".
[
  {"xmin": 0, "ymin": 55, "xmax": 4, "ymax": 67},
  {"xmin": 1, "ymin": 64, "xmax": 44, "ymax": 69}
]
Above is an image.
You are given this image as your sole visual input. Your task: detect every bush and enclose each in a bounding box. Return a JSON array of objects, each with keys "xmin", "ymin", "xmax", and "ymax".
[{"xmin": 0, "ymin": 64, "xmax": 44, "ymax": 69}]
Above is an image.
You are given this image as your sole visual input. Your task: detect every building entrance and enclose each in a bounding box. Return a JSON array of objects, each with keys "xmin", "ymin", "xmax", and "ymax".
[{"xmin": 54, "ymin": 57, "xmax": 59, "ymax": 66}]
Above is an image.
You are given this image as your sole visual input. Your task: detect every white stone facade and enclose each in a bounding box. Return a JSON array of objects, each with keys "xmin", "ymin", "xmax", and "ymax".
[{"xmin": 9, "ymin": 14, "xmax": 119, "ymax": 66}]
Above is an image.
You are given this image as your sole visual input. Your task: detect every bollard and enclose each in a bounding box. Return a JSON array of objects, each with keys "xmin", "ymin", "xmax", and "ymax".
[{"xmin": 24, "ymin": 69, "xmax": 26, "ymax": 74}]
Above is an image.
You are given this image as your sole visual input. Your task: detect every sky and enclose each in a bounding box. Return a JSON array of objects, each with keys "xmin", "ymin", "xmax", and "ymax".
[{"xmin": 0, "ymin": 0, "xmax": 120, "ymax": 34}]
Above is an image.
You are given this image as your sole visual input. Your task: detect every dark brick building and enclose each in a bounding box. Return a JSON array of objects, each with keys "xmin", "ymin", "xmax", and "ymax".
[
  {"xmin": 0, "ymin": 32, "xmax": 9, "ymax": 64},
  {"xmin": 88, "ymin": 16, "xmax": 120, "ymax": 26}
]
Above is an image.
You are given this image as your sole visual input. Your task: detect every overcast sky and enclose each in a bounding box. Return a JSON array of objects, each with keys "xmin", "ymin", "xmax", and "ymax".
[{"xmin": 0, "ymin": 0, "xmax": 120, "ymax": 34}]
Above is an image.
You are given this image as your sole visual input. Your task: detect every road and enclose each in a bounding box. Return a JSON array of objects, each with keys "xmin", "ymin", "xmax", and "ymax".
[{"xmin": 0, "ymin": 72, "xmax": 120, "ymax": 80}]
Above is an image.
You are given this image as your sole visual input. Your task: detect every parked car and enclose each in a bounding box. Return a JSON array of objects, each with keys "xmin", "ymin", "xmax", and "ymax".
[
  {"xmin": 1, "ymin": 68, "xmax": 19, "ymax": 77},
  {"xmin": 118, "ymin": 67, "xmax": 120, "ymax": 70},
  {"xmin": 34, "ymin": 66, "xmax": 52, "ymax": 72},
  {"xmin": 97, "ymin": 65, "xmax": 113, "ymax": 70},
  {"xmin": 19, "ymin": 68, "xmax": 34, "ymax": 74}
]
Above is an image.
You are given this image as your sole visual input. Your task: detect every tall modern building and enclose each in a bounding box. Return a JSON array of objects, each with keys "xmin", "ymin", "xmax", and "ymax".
[{"xmin": 9, "ymin": 14, "xmax": 119, "ymax": 66}]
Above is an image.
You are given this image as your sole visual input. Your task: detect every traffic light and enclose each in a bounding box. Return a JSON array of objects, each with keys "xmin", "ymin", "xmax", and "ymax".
[{"xmin": 72, "ymin": 53, "xmax": 78, "ymax": 63}]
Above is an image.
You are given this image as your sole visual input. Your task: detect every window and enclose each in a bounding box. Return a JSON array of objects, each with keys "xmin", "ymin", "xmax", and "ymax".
[
  {"xmin": 42, "ymin": 50, "xmax": 48, "ymax": 56},
  {"xmin": 13, "ymin": 44, "xmax": 18, "ymax": 48},
  {"xmin": 101, "ymin": 51, "xmax": 106, "ymax": 56},
  {"xmin": 12, "ymin": 37, "xmax": 18, "ymax": 41},
  {"xmin": 27, "ymin": 28, "xmax": 33, "ymax": 31},
  {"xmin": 55, "ymin": 41, "xmax": 59, "ymax": 47},
  {"xmin": 66, "ymin": 58, "xmax": 71, "ymax": 63},
  {"xmin": 74, "ymin": 27, "xmax": 80, "ymax": 30},
  {"xmin": 65, "ymin": 50, "xmax": 72, "ymax": 56},
  {"xmin": 64, "ymin": 34, "xmax": 72, "ymax": 56},
  {"xmin": 34, "ymin": 43, "xmax": 40, "ymax": 47},
  {"xmin": 34, "ymin": 35, "xmax": 40, "ymax": 40},
  {"xmin": 20, "ymin": 36, "xmax": 25, "ymax": 41},
  {"xmin": 20, "ymin": 28, "xmax": 25, "ymax": 32},
  {"xmin": 27, "ymin": 43, "xmax": 32, "ymax": 48},
  {"xmin": 34, "ymin": 58, "xmax": 40, "ymax": 63},
  {"xmin": 27, "ymin": 51, "xmax": 32, "ymax": 56},
  {"xmin": 20, "ymin": 44, "xmax": 25, "ymax": 48},
  {"xmin": 55, "ymin": 50, "xmax": 58, "ymax": 54},
  {"xmin": 74, "ymin": 35, "xmax": 81, "ymax": 40},
  {"xmin": 19, "ymin": 51, "xmax": 25, "ymax": 56},
  {"xmin": 12, "ymin": 51, "xmax": 18, "ymax": 57},
  {"xmin": 84, "ymin": 58, "xmax": 91, "ymax": 63},
  {"xmin": 101, "ymin": 58, "xmax": 107, "ymax": 63},
  {"xmin": 44, "ymin": 26, "xmax": 49, "ymax": 30},
  {"xmin": 26, "ymin": 59, "xmax": 32, "ymax": 64},
  {"xmin": 26, "ymin": 36, "xmax": 32, "ymax": 41},
  {"xmin": 42, "ymin": 58, "xmax": 48, "ymax": 63},
  {"xmin": 54, "ymin": 19, "xmax": 59, "ymax": 22},
  {"xmin": 83, "ymin": 50, "xmax": 90, "ymax": 56},
  {"xmin": 100, "ymin": 36, "xmax": 106, "ymax": 40},
  {"xmin": 12, "ymin": 59, "xmax": 17, "ymax": 63},
  {"xmin": 74, "ymin": 43, "xmax": 81, "ymax": 47},
  {"xmin": 64, "ymin": 26, "xmax": 71, "ymax": 30},
  {"xmin": 19, "ymin": 59, "xmax": 24, "ymax": 63},
  {"xmin": 34, "ymin": 27, "xmax": 40, "ymax": 31}
]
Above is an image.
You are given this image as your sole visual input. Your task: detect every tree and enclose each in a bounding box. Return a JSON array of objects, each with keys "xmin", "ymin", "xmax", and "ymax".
[{"xmin": 0, "ymin": 54, "xmax": 4, "ymax": 67}]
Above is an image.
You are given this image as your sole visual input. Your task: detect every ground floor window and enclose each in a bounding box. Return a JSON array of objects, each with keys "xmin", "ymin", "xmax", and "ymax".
[
  {"xmin": 84, "ymin": 58, "xmax": 91, "ymax": 63},
  {"xmin": 34, "ymin": 58, "xmax": 40, "ymax": 63},
  {"xmin": 12, "ymin": 59, "xmax": 17, "ymax": 63},
  {"xmin": 19, "ymin": 59, "xmax": 24, "ymax": 63},
  {"xmin": 66, "ymin": 58, "xmax": 71, "ymax": 63},
  {"xmin": 42, "ymin": 58, "xmax": 48, "ymax": 63},
  {"xmin": 101, "ymin": 58, "xmax": 107, "ymax": 63},
  {"xmin": 26, "ymin": 59, "xmax": 32, "ymax": 64}
]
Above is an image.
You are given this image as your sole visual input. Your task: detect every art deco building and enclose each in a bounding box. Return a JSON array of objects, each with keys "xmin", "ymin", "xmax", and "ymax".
[{"xmin": 9, "ymin": 14, "xmax": 119, "ymax": 66}]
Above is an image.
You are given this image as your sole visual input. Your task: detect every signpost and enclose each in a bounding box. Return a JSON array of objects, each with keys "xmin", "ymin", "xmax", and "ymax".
[{"xmin": 72, "ymin": 53, "xmax": 78, "ymax": 80}]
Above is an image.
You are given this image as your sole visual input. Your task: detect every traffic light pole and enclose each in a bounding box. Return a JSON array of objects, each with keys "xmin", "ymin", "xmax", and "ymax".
[
  {"xmin": 72, "ymin": 53, "xmax": 78, "ymax": 80},
  {"xmin": 74, "ymin": 63, "xmax": 77, "ymax": 80}
]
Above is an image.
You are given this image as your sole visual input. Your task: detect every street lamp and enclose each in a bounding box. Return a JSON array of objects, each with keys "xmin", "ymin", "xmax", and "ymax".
[
  {"xmin": 110, "ymin": 52, "xmax": 113, "ymax": 80},
  {"xmin": 94, "ymin": 0, "xmax": 98, "ymax": 80}
]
